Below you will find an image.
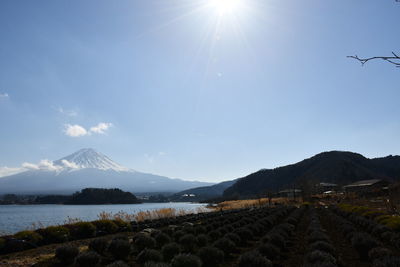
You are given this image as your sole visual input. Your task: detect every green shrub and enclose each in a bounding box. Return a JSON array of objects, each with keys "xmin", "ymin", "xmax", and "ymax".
[
  {"xmin": 162, "ymin": 242, "xmax": 181, "ymax": 262},
  {"xmin": 69, "ymin": 222, "xmax": 96, "ymax": 239},
  {"xmin": 144, "ymin": 262, "xmax": 170, "ymax": 267},
  {"xmin": 197, "ymin": 246, "xmax": 224, "ymax": 266},
  {"xmin": 14, "ymin": 230, "xmax": 43, "ymax": 245},
  {"xmin": 171, "ymin": 253, "xmax": 202, "ymax": 267},
  {"xmin": 0, "ymin": 238, "xmax": 5, "ymax": 251},
  {"xmin": 41, "ymin": 226, "xmax": 70, "ymax": 243},
  {"xmin": 305, "ymin": 250, "xmax": 336, "ymax": 265},
  {"xmin": 155, "ymin": 232, "xmax": 171, "ymax": 248},
  {"xmin": 375, "ymin": 215, "xmax": 392, "ymax": 224},
  {"xmin": 309, "ymin": 241, "xmax": 335, "ymax": 255},
  {"xmin": 106, "ymin": 261, "xmax": 130, "ymax": 267},
  {"xmin": 362, "ymin": 210, "xmax": 385, "ymax": 219},
  {"xmin": 238, "ymin": 250, "xmax": 272, "ymax": 267},
  {"xmin": 225, "ymin": 233, "xmax": 241, "ymax": 246},
  {"xmin": 75, "ymin": 251, "xmax": 100, "ymax": 267},
  {"xmin": 92, "ymin": 220, "xmax": 118, "ymax": 235},
  {"xmin": 351, "ymin": 233, "xmax": 378, "ymax": 260},
  {"xmin": 135, "ymin": 234, "xmax": 156, "ymax": 252},
  {"xmin": 179, "ymin": 234, "xmax": 197, "ymax": 252},
  {"xmin": 381, "ymin": 216, "xmax": 400, "ymax": 231},
  {"xmin": 258, "ymin": 243, "xmax": 281, "ymax": 261},
  {"xmin": 55, "ymin": 244, "xmax": 79, "ymax": 264},
  {"xmin": 108, "ymin": 239, "xmax": 131, "ymax": 260},
  {"xmin": 368, "ymin": 247, "xmax": 393, "ymax": 261},
  {"xmin": 136, "ymin": 248, "xmax": 163, "ymax": 264},
  {"xmin": 213, "ymin": 237, "xmax": 236, "ymax": 255},
  {"xmin": 89, "ymin": 237, "xmax": 109, "ymax": 255},
  {"xmin": 113, "ymin": 220, "xmax": 132, "ymax": 232},
  {"xmin": 196, "ymin": 234, "xmax": 209, "ymax": 247}
]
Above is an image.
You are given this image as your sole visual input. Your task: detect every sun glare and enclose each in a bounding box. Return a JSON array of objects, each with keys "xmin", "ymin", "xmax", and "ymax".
[{"xmin": 209, "ymin": 0, "xmax": 243, "ymax": 16}]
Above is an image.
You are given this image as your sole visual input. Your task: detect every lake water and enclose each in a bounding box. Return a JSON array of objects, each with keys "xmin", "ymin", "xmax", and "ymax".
[{"xmin": 0, "ymin": 202, "xmax": 208, "ymax": 235}]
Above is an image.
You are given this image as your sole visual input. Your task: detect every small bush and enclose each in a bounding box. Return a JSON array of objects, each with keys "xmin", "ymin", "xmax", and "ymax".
[
  {"xmin": 171, "ymin": 253, "xmax": 202, "ymax": 267},
  {"xmin": 308, "ymin": 231, "xmax": 330, "ymax": 243},
  {"xmin": 197, "ymin": 246, "xmax": 224, "ymax": 266},
  {"xmin": 92, "ymin": 220, "xmax": 118, "ymax": 235},
  {"xmin": 155, "ymin": 232, "xmax": 171, "ymax": 248},
  {"xmin": 225, "ymin": 233, "xmax": 241, "ymax": 246},
  {"xmin": 238, "ymin": 250, "xmax": 273, "ymax": 267},
  {"xmin": 258, "ymin": 243, "xmax": 281, "ymax": 261},
  {"xmin": 75, "ymin": 251, "xmax": 101, "ymax": 267},
  {"xmin": 113, "ymin": 220, "xmax": 132, "ymax": 232},
  {"xmin": 108, "ymin": 239, "xmax": 131, "ymax": 260},
  {"xmin": 106, "ymin": 261, "xmax": 130, "ymax": 267},
  {"xmin": 213, "ymin": 237, "xmax": 236, "ymax": 255},
  {"xmin": 144, "ymin": 262, "xmax": 170, "ymax": 267},
  {"xmin": 55, "ymin": 244, "xmax": 79, "ymax": 264},
  {"xmin": 0, "ymin": 238, "xmax": 5, "ymax": 251},
  {"xmin": 266, "ymin": 233, "xmax": 285, "ymax": 249},
  {"xmin": 89, "ymin": 237, "xmax": 109, "ymax": 255},
  {"xmin": 382, "ymin": 216, "xmax": 400, "ymax": 231},
  {"xmin": 309, "ymin": 241, "xmax": 335, "ymax": 255},
  {"xmin": 208, "ymin": 230, "xmax": 221, "ymax": 241},
  {"xmin": 69, "ymin": 222, "xmax": 96, "ymax": 239},
  {"xmin": 136, "ymin": 248, "xmax": 163, "ymax": 264},
  {"xmin": 234, "ymin": 228, "xmax": 254, "ymax": 244},
  {"xmin": 373, "ymin": 256, "xmax": 400, "ymax": 267},
  {"xmin": 351, "ymin": 233, "xmax": 378, "ymax": 260},
  {"xmin": 14, "ymin": 230, "xmax": 43, "ymax": 245},
  {"xmin": 196, "ymin": 234, "xmax": 209, "ymax": 247},
  {"xmin": 135, "ymin": 234, "xmax": 156, "ymax": 252},
  {"xmin": 173, "ymin": 230, "xmax": 185, "ymax": 242},
  {"xmin": 179, "ymin": 234, "xmax": 197, "ymax": 252},
  {"xmin": 305, "ymin": 250, "xmax": 336, "ymax": 265},
  {"xmin": 368, "ymin": 247, "xmax": 393, "ymax": 261},
  {"xmin": 41, "ymin": 226, "xmax": 70, "ymax": 243},
  {"xmin": 162, "ymin": 242, "xmax": 181, "ymax": 262}
]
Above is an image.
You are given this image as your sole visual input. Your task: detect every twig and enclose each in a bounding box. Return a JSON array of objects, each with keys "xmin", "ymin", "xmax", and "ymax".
[{"xmin": 347, "ymin": 52, "xmax": 400, "ymax": 67}]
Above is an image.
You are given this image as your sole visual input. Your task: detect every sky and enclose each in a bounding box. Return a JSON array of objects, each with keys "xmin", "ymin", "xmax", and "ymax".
[{"xmin": 0, "ymin": 0, "xmax": 399, "ymax": 182}]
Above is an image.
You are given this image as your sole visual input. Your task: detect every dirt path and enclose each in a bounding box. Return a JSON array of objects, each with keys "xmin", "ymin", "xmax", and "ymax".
[
  {"xmin": 277, "ymin": 210, "xmax": 309, "ymax": 267},
  {"xmin": 318, "ymin": 208, "xmax": 371, "ymax": 267}
]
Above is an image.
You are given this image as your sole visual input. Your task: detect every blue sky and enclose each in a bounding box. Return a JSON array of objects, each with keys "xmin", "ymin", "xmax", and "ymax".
[{"xmin": 0, "ymin": 0, "xmax": 399, "ymax": 182}]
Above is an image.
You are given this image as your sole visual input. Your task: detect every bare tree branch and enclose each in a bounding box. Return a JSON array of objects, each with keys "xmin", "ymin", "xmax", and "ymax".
[{"xmin": 347, "ymin": 52, "xmax": 400, "ymax": 67}]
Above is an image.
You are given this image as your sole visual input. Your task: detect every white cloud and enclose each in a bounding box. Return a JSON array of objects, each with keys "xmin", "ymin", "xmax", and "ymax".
[
  {"xmin": 61, "ymin": 159, "xmax": 79, "ymax": 169},
  {"xmin": 63, "ymin": 122, "xmax": 113, "ymax": 137},
  {"xmin": 90, "ymin": 122, "xmax": 113, "ymax": 134},
  {"xmin": 22, "ymin": 160, "xmax": 63, "ymax": 171},
  {"xmin": 158, "ymin": 151, "xmax": 166, "ymax": 156},
  {"xmin": 58, "ymin": 107, "xmax": 78, "ymax": 117},
  {"xmin": 0, "ymin": 93, "xmax": 9, "ymax": 98},
  {"xmin": 64, "ymin": 124, "xmax": 89, "ymax": 137},
  {"xmin": 0, "ymin": 167, "xmax": 24, "ymax": 178},
  {"xmin": 22, "ymin": 162, "xmax": 40, "ymax": 170}
]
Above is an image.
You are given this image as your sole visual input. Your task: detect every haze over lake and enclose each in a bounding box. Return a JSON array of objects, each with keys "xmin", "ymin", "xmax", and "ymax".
[{"xmin": 0, "ymin": 202, "xmax": 207, "ymax": 235}]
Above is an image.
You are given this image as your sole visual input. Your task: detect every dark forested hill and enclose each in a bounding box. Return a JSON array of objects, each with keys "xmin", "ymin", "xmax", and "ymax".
[
  {"xmin": 65, "ymin": 188, "xmax": 141, "ymax": 204},
  {"xmin": 223, "ymin": 151, "xmax": 400, "ymax": 198}
]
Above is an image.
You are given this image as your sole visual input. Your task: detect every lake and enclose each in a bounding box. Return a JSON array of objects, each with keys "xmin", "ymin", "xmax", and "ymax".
[{"xmin": 0, "ymin": 202, "xmax": 208, "ymax": 235}]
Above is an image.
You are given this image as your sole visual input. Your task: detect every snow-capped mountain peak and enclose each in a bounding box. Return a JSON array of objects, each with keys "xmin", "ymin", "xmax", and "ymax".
[{"xmin": 54, "ymin": 148, "xmax": 131, "ymax": 172}]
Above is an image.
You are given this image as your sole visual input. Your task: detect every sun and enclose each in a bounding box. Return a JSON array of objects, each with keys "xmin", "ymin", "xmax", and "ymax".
[{"xmin": 209, "ymin": 0, "xmax": 243, "ymax": 16}]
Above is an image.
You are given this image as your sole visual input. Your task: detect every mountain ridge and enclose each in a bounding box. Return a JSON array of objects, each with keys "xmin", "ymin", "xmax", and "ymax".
[
  {"xmin": 223, "ymin": 151, "xmax": 400, "ymax": 198},
  {"xmin": 0, "ymin": 148, "xmax": 213, "ymax": 194}
]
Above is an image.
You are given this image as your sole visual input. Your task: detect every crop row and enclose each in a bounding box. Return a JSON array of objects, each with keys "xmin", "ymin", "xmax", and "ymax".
[
  {"xmin": 0, "ymin": 207, "xmax": 254, "ymax": 255},
  {"xmin": 324, "ymin": 206, "xmax": 400, "ymax": 266},
  {"xmin": 35, "ymin": 205, "xmax": 302, "ymax": 266}
]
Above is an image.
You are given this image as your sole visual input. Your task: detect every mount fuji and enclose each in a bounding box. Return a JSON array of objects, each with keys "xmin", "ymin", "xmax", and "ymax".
[{"xmin": 0, "ymin": 148, "xmax": 213, "ymax": 194}]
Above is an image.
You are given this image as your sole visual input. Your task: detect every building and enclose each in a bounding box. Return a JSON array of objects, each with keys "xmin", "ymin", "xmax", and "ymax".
[
  {"xmin": 316, "ymin": 182, "xmax": 339, "ymax": 194},
  {"xmin": 343, "ymin": 179, "xmax": 389, "ymax": 193}
]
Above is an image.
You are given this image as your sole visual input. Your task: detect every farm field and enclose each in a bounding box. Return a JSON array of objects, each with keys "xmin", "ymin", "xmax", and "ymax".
[{"xmin": 1, "ymin": 204, "xmax": 400, "ymax": 267}]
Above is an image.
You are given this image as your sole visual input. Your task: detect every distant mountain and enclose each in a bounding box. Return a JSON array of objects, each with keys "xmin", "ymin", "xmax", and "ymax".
[
  {"xmin": 223, "ymin": 151, "xmax": 400, "ymax": 198},
  {"xmin": 170, "ymin": 179, "xmax": 238, "ymax": 202},
  {"xmin": 0, "ymin": 148, "xmax": 213, "ymax": 194}
]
